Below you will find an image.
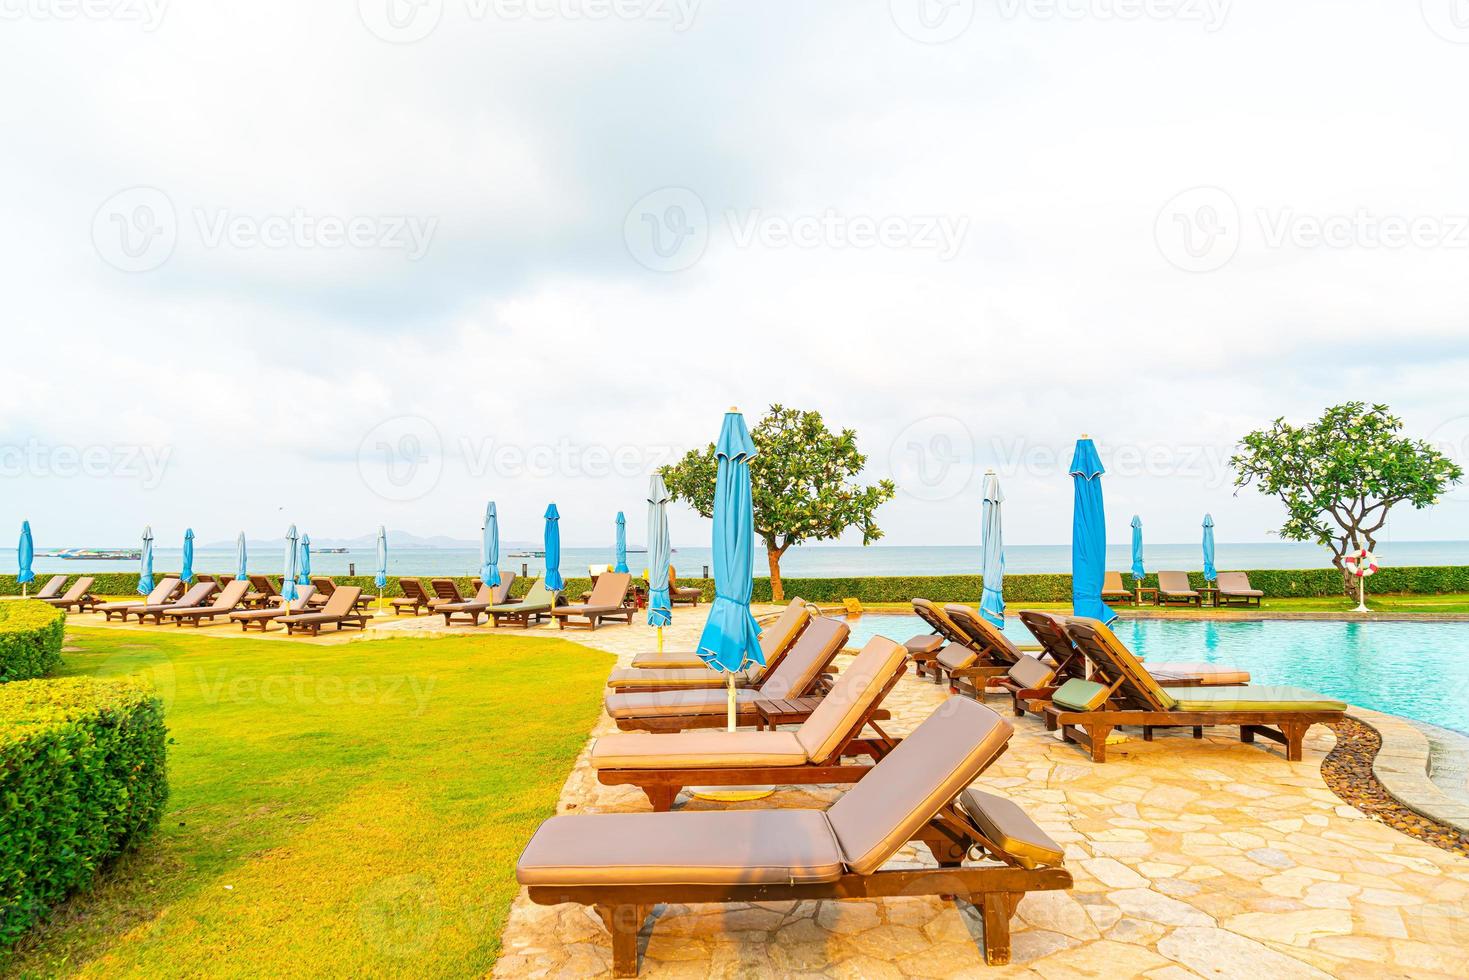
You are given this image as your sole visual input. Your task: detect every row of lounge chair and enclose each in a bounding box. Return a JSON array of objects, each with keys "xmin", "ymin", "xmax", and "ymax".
[{"xmin": 1103, "ymin": 570, "xmax": 1265, "ymax": 607}]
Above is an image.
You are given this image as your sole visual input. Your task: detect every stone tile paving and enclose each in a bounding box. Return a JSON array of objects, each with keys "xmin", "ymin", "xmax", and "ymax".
[{"xmin": 492, "ymin": 611, "xmax": 1469, "ymax": 979}]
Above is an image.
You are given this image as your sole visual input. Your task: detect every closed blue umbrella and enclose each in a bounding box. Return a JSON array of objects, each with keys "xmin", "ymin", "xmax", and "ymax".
[
  {"xmin": 646, "ymin": 475, "xmax": 673, "ymax": 631},
  {"xmin": 614, "ymin": 511, "xmax": 629, "ymax": 574},
  {"xmin": 17, "ymin": 521, "xmax": 35, "ymax": 596},
  {"xmin": 481, "ymin": 503, "xmax": 500, "ymax": 587},
  {"xmin": 543, "ymin": 504, "xmax": 563, "ymax": 591},
  {"xmin": 1130, "ymin": 515, "xmax": 1146, "ymax": 584},
  {"xmin": 138, "ymin": 525, "xmax": 155, "ymax": 596},
  {"xmin": 236, "ymin": 532, "xmax": 248, "ymax": 582},
  {"xmin": 979, "ymin": 471, "xmax": 1005, "ymax": 629},
  {"xmin": 1202, "ymin": 513, "xmax": 1216, "ymax": 582},
  {"xmin": 180, "ymin": 528, "xmax": 195, "ymax": 585},
  {"xmin": 376, "ymin": 525, "xmax": 389, "ymax": 591},
  {"xmin": 281, "ymin": 525, "xmax": 298, "ymax": 602},
  {"xmin": 1070, "ymin": 436, "xmax": 1116, "ymax": 625},
  {"xmin": 696, "ymin": 410, "xmax": 764, "ymax": 730},
  {"xmin": 298, "ymin": 534, "xmax": 312, "ymax": 585}
]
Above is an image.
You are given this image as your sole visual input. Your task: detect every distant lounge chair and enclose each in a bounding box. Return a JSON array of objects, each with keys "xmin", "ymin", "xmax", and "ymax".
[
  {"xmin": 311, "ymin": 576, "xmax": 373, "ymax": 612},
  {"xmin": 1102, "ymin": 571, "xmax": 1134, "ymax": 605},
  {"xmin": 162, "ymin": 579, "xmax": 252, "ymax": 627},
  {"xmin": 246, "ymin": 575, "xmax": 280, "ymax": 609},
  {"xmin": 552, "ymin": 572, "xmax": 633, "ymax": 631},
  {"xmin": 903, "ymin": 599, "xmax": 988, "ymax": 679},
  {"xmin": 607, "ymin": 617, "xmax": 849, "ymax": 731},
  {"xmin": 391, "ymin": 577, "xmax": 434, "ymax": 616},
  {"xmin": 1157, "ymin": 571, "xmax": 1202, "ymax": 607},
  {"xmin": 134, "ymin": 582, "xmax": 219, "ymax": 624},
  {"xmin": 516, "ymin": 696, "xmax": 1072, "ymax": 977},
  {"xmin": 437, "ymin": 573, "xmax": 519, "ymax": 625},
  {"xmin": 593, "ymin": 635, "xmax": 910, "ymax": 811},
  {"xmin": 1216, "ymin": 571, "xmax": 1264, "ymax": 608},
  {"xmin": 427, "ymin": 578, "xmax": 466, "ymax": 609},
  {"xmin": 97, "ymin": 579, "xmax": 182, "ymax": 622},
  {"xmin": 44, "ymin": 577, "xmax": 99, "ymax": 613},
  {"xmin": 229, "ymin": 587, "xmax": 317, "ymax": 631},
  {"xmin": 195, "ymin": 574, "xmax": 220, "ymax": 589},
  {"xmin": 279, "ymin": 586, "xmax": 370, "ymax": 636},
  {"xmin": 668, "ymin": 567, "xmax": 701, "ymax": 606},
  {"xmin": 1048, "ymin": 617, "xmax": 1345, "ymax": 762},
  {"xmin": 32, "ymin": 575, "xmax": 67, "ymax": 600},
  {"xmin": 482, "ymin": 579, "xmax": 559, "ymax": 628},
  {"xmin": 624, "ymin": 597, "xmax": 813, "ymax": 675}
]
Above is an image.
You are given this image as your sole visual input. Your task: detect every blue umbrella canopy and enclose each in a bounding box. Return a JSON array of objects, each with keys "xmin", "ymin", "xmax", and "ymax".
[
  {"xmin": 979, "ymin": 471, "xmax": 1005, "ymax": 629},
  {"xmin": 1202, "ymin": 513, "xmax": 1217, "ymax": 582},
  {"xmin": 181, "ymin": 528, "xmax": 195, "ymax": 584},
  {"xmin": 1130, "ymin": 515, "xmax": 1146, "ymax": 583},
  {"xmin": 298, "ymin": 534, "xmax": 312, "ymax": 584},
  {"xmin": 614, "ymin": 511, "xmax": 629, "ymax": 574},
  {"xmin": 376, "ymin": 525, "xmax": 389, "ymax": 591},
  {"xmin": 543, "ymin": 504, "xmax": 564, "ymax": 591},
  {"xmin": 17, "ymin": 521, "xmax": 34, "ymax": 587},
  {"xmin": 281, "ymin": 525, "xmax": 299, "ymax": 602},
  {"xmin": 1070, "ymin": 437, "xmax": 1116, "ymax": 624},
  {"xmin": 236, "ymin": 532, "xmax": 248, "ymax": 582},
  {"xmin": 696, "ymin": 410, "xmax": 764, "ymax": 674},
  {"xmin": 646, "ymin": 475, "xmax": 673, "ymax": 628},
  {"xmin": 138, "ymin": 525, "xmax": 155, "ymax": 596},
  {"xmin": 481, "ymin": 503, "xmax": 500, "ymax": 587}
]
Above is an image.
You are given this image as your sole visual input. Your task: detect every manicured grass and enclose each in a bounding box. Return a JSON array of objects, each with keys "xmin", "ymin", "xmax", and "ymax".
[{"xmin": 4, "ymin": 627, "xmax": 613, "ymax": 977}]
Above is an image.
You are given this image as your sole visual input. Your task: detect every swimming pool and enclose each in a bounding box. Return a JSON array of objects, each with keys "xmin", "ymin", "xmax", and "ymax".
[{"xmin": 842, "ymin": 613, "xmax": 1469, "ymax": 734}]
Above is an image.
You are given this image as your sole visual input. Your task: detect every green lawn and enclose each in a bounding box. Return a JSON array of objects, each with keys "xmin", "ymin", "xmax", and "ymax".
[{"xmin": 4, "ymin": 627, "xmax": 613, "ymax": 978}]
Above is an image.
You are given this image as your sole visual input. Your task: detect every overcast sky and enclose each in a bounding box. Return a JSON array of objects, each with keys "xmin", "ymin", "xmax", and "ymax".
[{"xmin": 3, "ymin": 0, "xmax": 1468, "ymax": 550}]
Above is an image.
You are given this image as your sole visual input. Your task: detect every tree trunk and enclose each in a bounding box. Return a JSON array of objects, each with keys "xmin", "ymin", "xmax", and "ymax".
[{"xmin": 766, "ymin": 544, "xmax": 787, "ymax": 603}]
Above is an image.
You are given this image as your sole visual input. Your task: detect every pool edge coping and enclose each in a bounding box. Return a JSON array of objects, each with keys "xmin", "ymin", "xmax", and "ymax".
[{"xmin": 1352, "ymin": 706, "xmax": 1469, "ymax": 835}]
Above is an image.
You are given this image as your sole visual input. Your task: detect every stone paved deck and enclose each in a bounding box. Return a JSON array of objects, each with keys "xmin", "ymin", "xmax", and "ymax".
[{"xmin": 492, "ymin": 611, "xmax": 1469, "ymax": 979}]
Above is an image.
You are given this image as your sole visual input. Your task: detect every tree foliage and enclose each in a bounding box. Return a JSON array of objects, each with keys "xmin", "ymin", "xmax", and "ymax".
[{"xmin": 661, "ymin": 405, "xmax": 896, "ymax": 601}]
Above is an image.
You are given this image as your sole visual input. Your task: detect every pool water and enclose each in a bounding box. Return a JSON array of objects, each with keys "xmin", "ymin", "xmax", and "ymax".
[{"xmin": 842, "ymin": 613, "xmax": 1469, "ymax": 735}]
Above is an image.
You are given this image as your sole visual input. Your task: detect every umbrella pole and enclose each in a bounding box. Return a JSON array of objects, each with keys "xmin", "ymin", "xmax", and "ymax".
[
  {"xmin": 727, "ymin": 674, "xmax": 737, "ymax": 732},
  {"xmin": 657, "ymin": 626, "xmax": 663, "ymax": 652}
]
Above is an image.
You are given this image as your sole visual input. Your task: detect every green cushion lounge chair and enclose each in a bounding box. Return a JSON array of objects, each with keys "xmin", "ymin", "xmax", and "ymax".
[{"xmin": 484, "ymin": 579, "xmax": 558, "ymax": 628}]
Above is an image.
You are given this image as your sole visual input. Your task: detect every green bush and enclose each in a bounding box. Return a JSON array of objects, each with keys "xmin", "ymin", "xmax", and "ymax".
[
  {"xmin": 0, "ymin": 601, "xmax": 66, "ymax": 683},
  {"xmin": 0, "ymin": 677, "xmax": 168, "ymax": 951}
]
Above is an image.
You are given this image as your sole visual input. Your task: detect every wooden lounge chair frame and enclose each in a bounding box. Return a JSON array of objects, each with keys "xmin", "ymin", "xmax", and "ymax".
[
  {"xmin": 162, "ymin": 579, "xmax": 252, "ymax": 627},
  {"xmin": 32, "ymin": 575, "xmax": 67, "ymax": 600},
  {"xmin": 436, "ymin": 573, "xmax": 518, "ymax": 626},
  {"xmin": 280, "ymin": 587, "xmax": 370, "ymax": 636},
  {"xmin": 229, "ymin": 587, "xmax": 317, "ymax": 631},
  {"xmin": 98, "ymin": 579, "xmax": 182, "ymax": 622},
  {"xmin": 667, "ymin": 566, "xmax": 701, "ymax": 606},
  {"xmin": 1101, "ymin": 571, "xmax": 1134, "ymax": 606},
  {"xmin": 45, "ymin": 576, "xmax": 100, "ymax": 613},
  {"xmin": 552, "ymin": 572, "xmax": 634, "ymax": 631},
  {"xmin": 1215, "ymin": 571, "xmax": 1264, "ymax": 608},
  {"xmin": 245, "ymin": 575, "xmax": 280, "ymax": 609},
  {"xmin": 908, "ymin": 598, "xmax": 988, "ymax": 679},
  {"xmin": 1045, "ymin": 617, "xmax": 1344, "ymax": 762},
  {"xmin": 428, "ymin": 578, "xmax": 466, "ymax": 609},
  {"xmin": 391, "ymin": 577, "xmax": 433, "ymax": 616},
  {"xmin": 1156, "ymin": 571, "xmax": 1202, "ymax": 607},
  {"xmin": 486, "ymin": 580, "xmax": 559, "ymax": 628},
  {"xmin": 134, "ymin": 582, "xmax": 219, "ymax": 624}
]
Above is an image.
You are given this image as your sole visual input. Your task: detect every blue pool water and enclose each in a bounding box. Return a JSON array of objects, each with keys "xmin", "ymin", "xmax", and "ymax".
[{"xmin": 843, "ymin": 613, "xmax": 1469, "ymax": 735}]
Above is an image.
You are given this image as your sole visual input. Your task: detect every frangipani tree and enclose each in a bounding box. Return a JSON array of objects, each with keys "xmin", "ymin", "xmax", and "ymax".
[
  {"xmin": 662, "ymin": 405, "xmax": 896, "ymax": 601},
  {"xmin": 1231, "ymin": 402, "xmax": 1462, "ymax": 595}
]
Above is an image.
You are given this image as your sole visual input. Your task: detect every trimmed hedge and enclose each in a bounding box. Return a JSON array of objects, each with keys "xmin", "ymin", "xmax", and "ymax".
[
  {"xmin": 0, "ymin": 601, "xmax": 66, "ymax": 683},
  {"xmin": 0, "ymin": 677, "xmax": 168, "ymax": 951}
]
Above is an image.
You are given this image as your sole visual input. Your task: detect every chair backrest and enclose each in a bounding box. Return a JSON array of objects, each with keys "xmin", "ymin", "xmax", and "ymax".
[
  {"xmin": 250, "ymin": 575, "xmax": 278, "ymax": 597},
  {"xmin": 1217, "ymin": 571, "xmax": 1252, "ymax": 593},
  {"xmin": 795, "ymin": 636, "xmax": 908, "ymax": 764},
  {"xmin": 1103, "ymin": 571, "xmax": 1127, "ymax": 593},
  {"xmin": 211, "ymin": 579, "xmax": 252, "ymax": 609},
  {"xmin": 469, "ymin": 583, "xmax": 496, "ymax": 604},
  {"xmin": 197, "ymin": 574, "xmax": 218, "ymax": 587},
  {"xmin": 757, "ymin": 617, "xmax": 850, "ymax": 699},
  {"xmin": 587, "ymin": 571, "xmax": 631, "ymax": 607},
  {"xmin": 944, "ymin": 604, "xmax": 1022, "ymax": 665},
  {"xmin": 36, "ymin": 576, "xmax": 67, "ymax": 599},
  {"xmin": 322, "ymin": 586, "xmax": 363, "ymax": 617},
  {"xmin": 172, "ymin": 582, "xmax": 217, "ymax": 608},
  {"xmin": 61, "ymin": 577, "xmax": 94, "ymax": 601},
  {"xmin": 826, "ymin": 696, "xmax": 1014, "ymax": 875},
  {"xmin": 431, "ymin": 578, "xmax": 461, "ymax": 601},
  {"xmin": 1063, "ymin": 617, "xmax": 1177, "ymax": 710},
  {"xmin": 287, "ymin": 586, "xmax": 317, "ymax": 611},
  {"xmin": 145, "ymin": 578, "xmax": 181, "ymax": 604},
  {"xmin": 911, "ymin": 598, "xmax": 975, "ymax": 650},
  {"xmin": 399, "ymin": 578, "xmax": 427, "ymax": 600},
  {"xmin": 1016, "ymin": 611, "xmax": 1085, "ymax": 680},
  {"xmin": 1158, "ymin": 571, "xmax": 1193, "ymax": 593},
  {"xmin": 1008, "ymin": 654, "xmax": 1056, "ymax": 689},
  {"xmin": 312, "ymin": 576, "xmax": 337, "ymax": 596},
  {"xmin": 755, "ymin": 598, "xmax": 812, "ymax": 665},
  {"xmin": 491, "ymin": 571, "xmax": 517, "ymax": 604}
]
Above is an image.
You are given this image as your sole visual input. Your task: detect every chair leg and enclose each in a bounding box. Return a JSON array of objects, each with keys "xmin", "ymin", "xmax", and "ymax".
[
  {"xmin": 642, "ymin": 784, "xmax": 679, "ymax": 812},
  {"xmin": 1281, "ymin": 722, "xmax": 1307, "ymax": 761},
  {"xmin": 595, "ymin": 904, "xmax": 644, "ymax": 978},
  {"xmin": 979, "ymin": 892, "xmax": 1013, "ymax": 965}
]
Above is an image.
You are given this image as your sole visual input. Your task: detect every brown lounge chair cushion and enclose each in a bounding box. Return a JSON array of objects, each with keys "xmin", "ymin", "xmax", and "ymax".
[
  {"xmin": 1007, "ymin": 655, "xmax": 1056, "ymax": 690},
  {"xmin": 606, "ymin": 666, "xmax": 759, "ymax": 690},
  {"xmin": 629, "ymin": 598, "xmax": 810, "ymax": 671},
  {"xmin": 904, "ymin": 634, "xmax": 945, "ymax": 656},
  {"xmin": 590, "ymin": 730, "xmax": 808, "ymax": 769},
  {"xmin": 1216, "ymin": 572, "xmax": 1264, "ymax": 598},
  {"xmin": 958, "ymin": 789, "xmax": 1065, "ymax": 870},
  {"xmin": 517, "ymin": 809, "xmax": 844, "ymax": 887},
  {"xmin": 1149, "ymin": 663, "xmax": 1252, "ymax": 686},
  {"xmin": 555, "ymin": 573, "xmax": 631, "ymax": 618},
  {"xmin": 1157, "ymin": 572, "xmax": 1199, "ymax": 597},
  {"xmin": 605, "ymin": 688, "xmax": 765, "ymax": 720},
  {"xmin": 230, "ymin": 587, "xmax": 316, "ymax": 621}
]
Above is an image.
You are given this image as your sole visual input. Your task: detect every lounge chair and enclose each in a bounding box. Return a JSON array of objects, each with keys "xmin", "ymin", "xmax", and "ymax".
[
  {"xmin": 195, "ymin": 573, "xmax": 220, "ymax": 590},
  {"xmin": 31, "ymin": 575, "xmax": 67, "ymax": 600},
  {"xmin": 517, "ymin": 695, "xmax": 1073, "ymax": 977},
  {"xmin": 133, "ymin": 582, "xmax": 218, "ymax": 624},
  {"xmin": 1047, "ymin": 617, "xmax": 1345, "ymax": 762},
  {"xmin": 279, "ymin": 586, "xmax": 370, "ymax": 636},
  {"xmin": 161, "ymin": 579, "xmax": 252, "ymax": 627},
  {"xmin": 311, "ymin": 576, "xmax": 373, "ymax": 612},
  {"xmin": 44, "ymin": 577, "xmax": 99, "ymax": 613},
  {"xmin": 483, "ymin": 579, "xmax": 559, "ymax": 628},
  {"xmin": 903, "ymin": 599, "xmax": 987, "ymax": 678},
  {"xmin": 228, "ymin": 587, "xmax": 317, "ymax": 631},
  {"xmin": 428, "ymin": 578, "xmax": 466, "ymax": 609},
  {"xmin": 593, "ymin": 635, "xmax": 909, "ymax": 811},
  {"xmin": 621, "ymin": 597, "xmax": 812, "ymax": 679},
  {"xmin": 1216, "ymin": 571, "xmax": 1264, "ymax": 608},
  {"xmin": 607, "ymin": 617, "xmax": 851, "ymax": 731},
  {"xmin": 1102, "ymin": 571, "xmax": 1134, "ymax": 605},
  {"xmin": 246, "ymin": 575, "xmax": 280, "ymax": 609},
  {"xmin": 668, "ymin": 566, "xmax": 701, "ymax": 606},
  {"xmin": 436, "ymin": 572, "xmax": 519, "ymax": 625},
  {"xmin": 96, "ymin": 578, "xmax": 182, "ymax": 622},
  {"xmin": 551, "ymin": 572, "xmax": 633, "ymax": 631},
  {"xmin": 1157, "ymin": 571, "xmax": 1202, "ymax": 607},
  {"xmin": 391, "ymin": 577, "xmax": 434, "ymax": 616}
]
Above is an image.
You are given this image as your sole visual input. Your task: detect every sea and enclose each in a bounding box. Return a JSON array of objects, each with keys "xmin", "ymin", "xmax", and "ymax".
[{"xmin": 6, "ymin": 542, "xmax": 1467, "ymax": 579}]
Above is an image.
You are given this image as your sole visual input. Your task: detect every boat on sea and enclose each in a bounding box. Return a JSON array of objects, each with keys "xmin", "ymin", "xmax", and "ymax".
[
  {"xmin": 316, "ymin": 548, "xmax": 350, "ymax": 554},
  {"xmin": 508, "ymin": 550, "xmax": 545, "ymax": 558},
  {"xmin": 46, "ymin": 548, "xmax": 143, "ymax": 561}
]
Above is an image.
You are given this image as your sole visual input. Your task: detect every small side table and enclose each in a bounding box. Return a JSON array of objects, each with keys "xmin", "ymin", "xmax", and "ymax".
[
  {"xmin": 1199, "ymin": 587, "xmax": 1219, "ymax": 608},
  {"xmin": 1134, "ymin": 587, "xmax": 1158, "ymax": 606},
  {"xmin": 753, "ymin": 696, "xmax": 824, "ymax": 731}
]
